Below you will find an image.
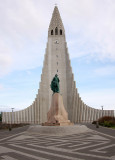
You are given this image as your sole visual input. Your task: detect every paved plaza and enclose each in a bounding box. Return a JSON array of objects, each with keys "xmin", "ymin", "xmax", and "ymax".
[{"xmin": 0, "ymin": 125, "xmax": 115, "ymax": 160}]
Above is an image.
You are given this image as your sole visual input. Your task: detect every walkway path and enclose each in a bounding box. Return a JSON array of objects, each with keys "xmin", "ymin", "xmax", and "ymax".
[
  {"xmin": 0, "ymin": 124, "xmax": 115, "ymax": 160},
  {"xmin": 84, "ymin": 123, "xmax": 115, "ymax": 137}
]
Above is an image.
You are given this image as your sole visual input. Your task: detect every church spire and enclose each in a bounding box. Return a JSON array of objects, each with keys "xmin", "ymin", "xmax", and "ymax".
[{"xmin": 48, "ymin": 6, "xmax": 65, "ymax": 36}]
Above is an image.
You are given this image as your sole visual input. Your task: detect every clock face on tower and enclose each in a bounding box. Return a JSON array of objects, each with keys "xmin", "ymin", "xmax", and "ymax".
[{"xmin": 54, "ymin": 40, "xmax": 59, "ymax": 44}]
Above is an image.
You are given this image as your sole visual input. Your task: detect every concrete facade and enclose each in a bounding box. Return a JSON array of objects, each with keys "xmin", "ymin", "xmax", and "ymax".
[{"xmin": 2, "ymin": 6, "xmax": 114, "ymax": 124}]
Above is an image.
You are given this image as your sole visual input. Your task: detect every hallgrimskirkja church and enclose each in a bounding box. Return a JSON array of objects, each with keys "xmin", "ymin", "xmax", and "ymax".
[{"xmin": 2, "ymin": 6, "xmax": 114, "ymax": 124}]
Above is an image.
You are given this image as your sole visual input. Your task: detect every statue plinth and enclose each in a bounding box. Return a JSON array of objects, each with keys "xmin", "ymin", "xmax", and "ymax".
[{"xmin": 42, "ymin": 93, "xmax": 73, "ymax": 126}]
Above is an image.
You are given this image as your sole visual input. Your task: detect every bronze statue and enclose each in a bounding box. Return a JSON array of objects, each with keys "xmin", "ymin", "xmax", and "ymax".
[{"xmin": 50, "ymin": 74, "xmax": 60, "ymax": 93}]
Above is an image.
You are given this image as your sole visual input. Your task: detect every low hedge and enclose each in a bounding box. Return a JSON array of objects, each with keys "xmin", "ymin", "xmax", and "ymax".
[
  {"xmin": 0, "ymin": 122, "xmax": 29, "ymax": 130},
  {"xmin": 98, "ymin": 116, "xmax": 115, "ymax": 127}
]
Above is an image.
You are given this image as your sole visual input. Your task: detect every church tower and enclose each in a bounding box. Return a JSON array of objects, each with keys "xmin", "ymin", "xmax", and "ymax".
[
  {"xmin": 2, "ymin": 6, "xmax": 114, "ymax": 124},
  {"xmin": 38, "ymin": 6, "xmax": 77, "ymax": 123}
]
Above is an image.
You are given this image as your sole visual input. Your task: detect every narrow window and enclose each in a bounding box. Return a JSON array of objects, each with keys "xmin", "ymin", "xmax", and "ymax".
[
  {"xmin": 57, "ymin": 69, "xmax": 58, "ymax": 72},
  {"xmin": 55, "ymin": 27, "xmax": 58, "ymax": 35},
  {"xmin": 51, "ymin": 30, "xmax": 53, "ymax": 35},
  {"xmin": 57, "ymin": 62, "xmax": 58, "ymax": 65},
  {"xmin": 60, "ymin": 29, "xmax": 62, "ymax": 35}
]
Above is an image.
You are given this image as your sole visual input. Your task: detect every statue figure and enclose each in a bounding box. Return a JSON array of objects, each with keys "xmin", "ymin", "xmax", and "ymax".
[{"xmin": 50, "ymin": 74, "xmax": 60, "ymax": 93}]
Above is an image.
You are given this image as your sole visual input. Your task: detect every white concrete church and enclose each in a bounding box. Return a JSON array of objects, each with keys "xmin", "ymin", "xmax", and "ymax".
[{"xmin": 2, "ymin": 6, "xmax": 114, "ymax": 124}]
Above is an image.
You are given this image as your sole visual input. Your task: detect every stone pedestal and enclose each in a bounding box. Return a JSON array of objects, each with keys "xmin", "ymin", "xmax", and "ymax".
[{"xmin": 43, "ymin": 93, "xmax": 73, "ymax": 126}]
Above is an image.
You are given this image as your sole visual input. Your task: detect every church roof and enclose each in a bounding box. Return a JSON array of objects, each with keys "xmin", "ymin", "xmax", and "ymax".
[{"xmin": 49, "ymin": 6, "xmax": 65, "ymax": 31}]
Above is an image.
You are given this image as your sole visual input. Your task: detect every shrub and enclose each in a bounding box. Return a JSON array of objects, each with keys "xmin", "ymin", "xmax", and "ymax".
[
  {"xmin": 104, "ymin": 121, "xmax": 111, "ymax": 127},
  {"xmin": 98, "ymin": 116, "xmax": 115, "ymax": 123},
  {"xmin": 98, "ymin": 116, "xmax": 115, "ymax": 127},
  {"xmin": 0, "ymin": 123, "xmax": 29, "ymax": 130}
]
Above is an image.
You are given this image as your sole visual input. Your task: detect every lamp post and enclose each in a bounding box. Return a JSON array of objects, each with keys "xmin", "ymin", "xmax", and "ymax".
[
  {"xmin": 96, "ymin": 109, "xmax": 99, "ymax": 128},
  {"xmin": 11, "ymin": 108, "xmax": 14, "ymax": 124},
  {"xmin": 9, "ymin": 107, "xmax": 14, "ymax": 131},
  {"xmin": 101, "ymin": 106, "xmax": 103, "ymax": 118}
]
